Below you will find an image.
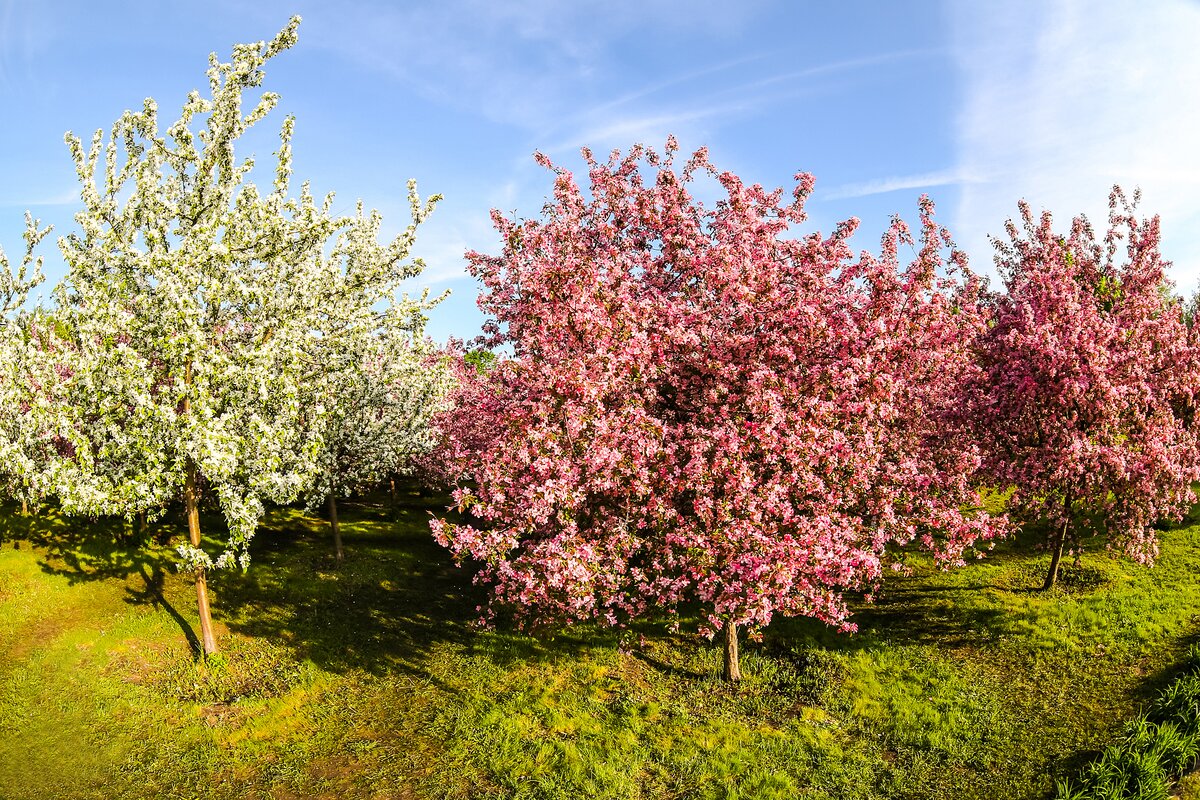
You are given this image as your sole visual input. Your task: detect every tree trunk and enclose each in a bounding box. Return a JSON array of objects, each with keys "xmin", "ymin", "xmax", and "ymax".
[
  {"xmin": 20, "ymin": 498, "xmax": 27, "ymax": 516},
  {"xmin": 181, "ymin": 361, "xmax": 217, "ymax": 657},
  {"xmin": 138, "ymin": 511, "xmax": 147, "ymax": 538},
  {"xmin": 329, "ymin": 493, "xmax": 344, "ymax": 564},
  {"xmin": 389, "ymin": 477, "xmax": 397, "ymax": 507},
  {"xmin": 185, "ymin": 461, "xmax": 218, "ymax": 656},
  {"xmin": 1043, "ymin": 493, "xmax": 1072, "ymax": 590},
  {"xmin": 723, "ymin": 620, "xmax": 742, "ymax": 683}
]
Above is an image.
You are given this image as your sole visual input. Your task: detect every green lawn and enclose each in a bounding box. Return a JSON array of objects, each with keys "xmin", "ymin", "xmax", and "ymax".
[{"xmin": 1, "ymin": 487, "xmax": 1198, "ymax": 799}]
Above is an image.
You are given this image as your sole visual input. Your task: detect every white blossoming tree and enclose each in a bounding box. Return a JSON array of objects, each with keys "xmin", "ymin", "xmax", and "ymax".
[
  {"xmin": 47, "ymin": 17, "xmax": 441, "ymax": 656},
  {"xmin": 0, "ymin": 216, "xmax": 56, "ymax": 513},
  {"xmin": 306, "ymin": 319, "xmax": 456, "ymax": 562}
]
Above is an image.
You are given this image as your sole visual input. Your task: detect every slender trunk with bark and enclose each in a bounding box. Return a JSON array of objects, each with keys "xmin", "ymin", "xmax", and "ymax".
[
  {"xmin": 1043, "ymin": 492, "xmax": 1072, "ymax": 590},
  {"xmin": 389, "ymin": 477, "xmax": 397, "ymax": 507},
  {"xmin": 20, "ymin": 498, "xmax": 27, "ymax": 516},
  {"xmin": 723, "ymin": 620, "xmax": 742, "ymax": 683},
  {"xmin": 138, "ymin": 511, "xmax": 147, "ymax": 539},
  {"xmin": 185, "ymin": 463, "xmax": 218, "ymax": 656},
  {"xmin": 329, "ymin": 493, "xmax": 344, "ymax": 564},
  {"xmin": 182, "ymin": 360, "xmax": 217, "ymax": 657}
]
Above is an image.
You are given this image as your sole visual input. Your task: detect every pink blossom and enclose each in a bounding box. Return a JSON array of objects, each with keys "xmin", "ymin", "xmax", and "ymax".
[
  {"xmin": 432, "ymin": 139, "xmax": 1006, "ymax": 639},
  {"xmin": 965, "ymin": 187, "xmax": 1199, "ymax": 586}
]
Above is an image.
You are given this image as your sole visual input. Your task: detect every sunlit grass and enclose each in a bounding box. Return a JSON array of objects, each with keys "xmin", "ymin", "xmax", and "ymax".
[{"xmin": 1, "ymin": 485, "xmax": 1198, "ymax": 798}]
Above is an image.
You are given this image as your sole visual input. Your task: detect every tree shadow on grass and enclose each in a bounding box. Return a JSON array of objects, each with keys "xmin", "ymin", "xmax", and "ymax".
[
  {"xmin": 1047, "ymin": 624, "xmax": 1200, "ymax": 791},
  {"xmin": 0, "ymin": 503, "xmax": 77, "ymax": 551},
  {"xmin": 211, "ymin": 486, "xmax": 617, "ymax": 689},
  {"xmin": 125, "ymin": 561, "xmax": 203, "ymax": 659},
  {"xmin": 0, "ymin": 501, "xmax": 214, "ymax": 660},
  {"xmin": 220, "ymin": 537, "xmax": 654, "ymax": 689},
  {"xmin": 1129, "ymin": 626, "xmax": 1200, "ymax": 706},
  {"xmin": 759, "ymin": 570, "xmax": 1018, "ymax": 658},
  {"xmin": 630, "ymin": 648, "xmax": 708, "ymax": 681},
  {"xmin": 217, "ymin": 546, "xmax": 480, "ymax": 687},
  {"xmin": 761, "ymin": 518, "xmax": 1151, "ymax": 658},
  {"xmin": 20, "ymin": 482, "xmax": 1197, "ymax": 717},
  {"xmin": 0, "ymin": 504, "xmax": 165, "ymax": 586},
  {"xmin": 2, "ymin": 488, "xmax": 614, "ymax": 689},
  {"xmin": 220, "ymin": 494, "xmax": 1097, "ymax": 691},
  {"xmin": 222, "ymin": 484, "xmax": 718, "ymax": 686}
]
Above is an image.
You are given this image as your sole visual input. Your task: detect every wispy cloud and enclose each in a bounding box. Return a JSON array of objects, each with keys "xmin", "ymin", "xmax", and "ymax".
[
  {"xmin": 0, "ymin": 1, "xmax": 48, "ymax": 93},
  {"xmin": 538, "ymin": 103, "xmax": 751, "ymax": 158},
  {"xmin": 537, "ymin": 47, "xmax": 941, "ymax": 160},
  {"xmin": 568, "ymin": 54, "xmax": 768, "ymax": 122},
  {"xmin": 529, "ymin": 54, "xmax": 767, "ymax": 153},
  {"xmin": 948, "ymin": 0, "xmax": 1200, "ymax": 283},
  {"xmin": 824, "ymin": 168, "xmax": 984, "ymax": 200},
  {"xmin": 736, "ymin": 48, "xmax": 942, "ymax": 93},
  {"xmin": 285, "ymin": 0, "xmax": 770, "ymax": 134}
]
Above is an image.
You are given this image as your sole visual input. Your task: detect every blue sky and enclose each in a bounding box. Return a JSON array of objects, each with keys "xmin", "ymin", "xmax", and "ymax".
[{"xmin": 2, "ymin": 0, "xmax": 1199, "ymax": 342}]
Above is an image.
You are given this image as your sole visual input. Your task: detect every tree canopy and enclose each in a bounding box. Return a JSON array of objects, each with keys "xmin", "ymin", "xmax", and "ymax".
[{"xmin": 431, "ymin": 140, "xmax": 1004, "ymax": 680}]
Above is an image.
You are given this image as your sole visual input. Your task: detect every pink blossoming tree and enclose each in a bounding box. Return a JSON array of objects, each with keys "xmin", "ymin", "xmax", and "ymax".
[
  {"xmin": 416, "ymin": 342, "xmax": 498, "ymax": 491},
  {"xmin": 432, "ymin": 139, "xmax": 1005, "ymax": 681},
  {"xmin": 967, "ymin": 188, "xmax": 1200, "ymax": 590}
]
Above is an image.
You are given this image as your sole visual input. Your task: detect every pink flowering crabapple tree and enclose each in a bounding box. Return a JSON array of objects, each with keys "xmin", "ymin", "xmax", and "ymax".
[
  {"xmin": 967, "ymin": 188, "xmax": 1200, "ymax": 590},
  {"xmin": 416, "ymin": 342, "xmax": 499, "ymax": 491},
  {"xmin": 45, "ymin": 18, "xmax": 440, "ymax": 656},
  {"xmin": 431, "ymin": 139, "xmax": 1005, "ymax": 682}
]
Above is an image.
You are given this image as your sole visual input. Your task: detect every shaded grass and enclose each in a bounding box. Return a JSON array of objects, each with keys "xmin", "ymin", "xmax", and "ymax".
[
  {"xmin": 1053, "ymin": 644, "xmax": 1200, "ymax": 799},
  {"xmin": 1, "ymin": 486, "xmax": 1199, "ymax": 799}
]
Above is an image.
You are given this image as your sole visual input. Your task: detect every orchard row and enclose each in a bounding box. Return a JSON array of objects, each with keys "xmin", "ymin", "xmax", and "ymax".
[
  {"xmin": 426, "ymin": 142, "xmax": 1198, "ymax": 682},
  {"xmin": 1, "ymin": 19, "xmax": 1195, "ymax": 682}
]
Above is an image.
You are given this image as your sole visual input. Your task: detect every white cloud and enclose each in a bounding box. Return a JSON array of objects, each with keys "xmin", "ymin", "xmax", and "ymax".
[
  {"xmin": 410, "ymin": 234, "xmax": 473, "ymax": 286},
  {"xmin": 541, "ymin": 51, "xmax": 940, "ymax": 158},
  {"xmin": 287, "ymin": 0, "xmax": 769, "ymax": 134},
  {"xmin": 824, "ymin": 168, "xmax": 984, "ymax": 200},
  {"xmin": 947, "ymin": 0, "xmax": 1200, "ymax": 286},
  {"xmin": 539, "ymin": 105, "xmax": 748, "ymax": 158}
]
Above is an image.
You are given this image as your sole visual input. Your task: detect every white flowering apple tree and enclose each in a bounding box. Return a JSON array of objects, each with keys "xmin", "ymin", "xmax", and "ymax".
[
  {"xmin": 306, "ymin": 317, "xmax": 456, "ymax": 562},
  {"xmin": 0, "ymin": 216, "xmax": 55, "ymax": 512},
  {"xmin": 47, "ymin": 17, "xmax": 441, "ymax": 656}
]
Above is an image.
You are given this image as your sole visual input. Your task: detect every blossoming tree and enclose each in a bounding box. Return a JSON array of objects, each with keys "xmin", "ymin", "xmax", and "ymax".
[
  {"xmin": 306, "ymin": 319, "xmax": 456, "ymax": 562},
  {"xmin": 967, "ymin": 189, "xmax": 1200, "ymax": 589},
  {"xmin": 432, "ymin": 139, "xmax": 1004, "ymax": 681},
  {"xmin": 47, "ymin": 18, "xmax": 440, "ymax": 656},
  {"xmin": 417, "ymin": 342, "xmax": 500, "ymax": 491},
  {"xmin": 0, "ymin": 215, "xmax": 55, "ymax": 511}
]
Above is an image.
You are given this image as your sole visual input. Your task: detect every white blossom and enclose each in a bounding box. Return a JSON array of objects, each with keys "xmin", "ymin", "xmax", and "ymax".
[
  {"xmin": 306, "ymin": 315, "xmax": 456, "ymax": 510},
  {"xmin": 40, "ymin": 16, "xmax": 443, "ymax": 570},
  {"xmin": 0, "ymin": 215, "xmax": 55, "ymax": 508}
]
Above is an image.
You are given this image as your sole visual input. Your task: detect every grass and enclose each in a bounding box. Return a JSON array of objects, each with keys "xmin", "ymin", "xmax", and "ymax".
[
  {"xmin": 1052, "ymin": 644, "xmax": 1200, "ymax": 798},
  {"xmin": 1, "ymin": 486, "xmax": 1200, "ymax": 799}
]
